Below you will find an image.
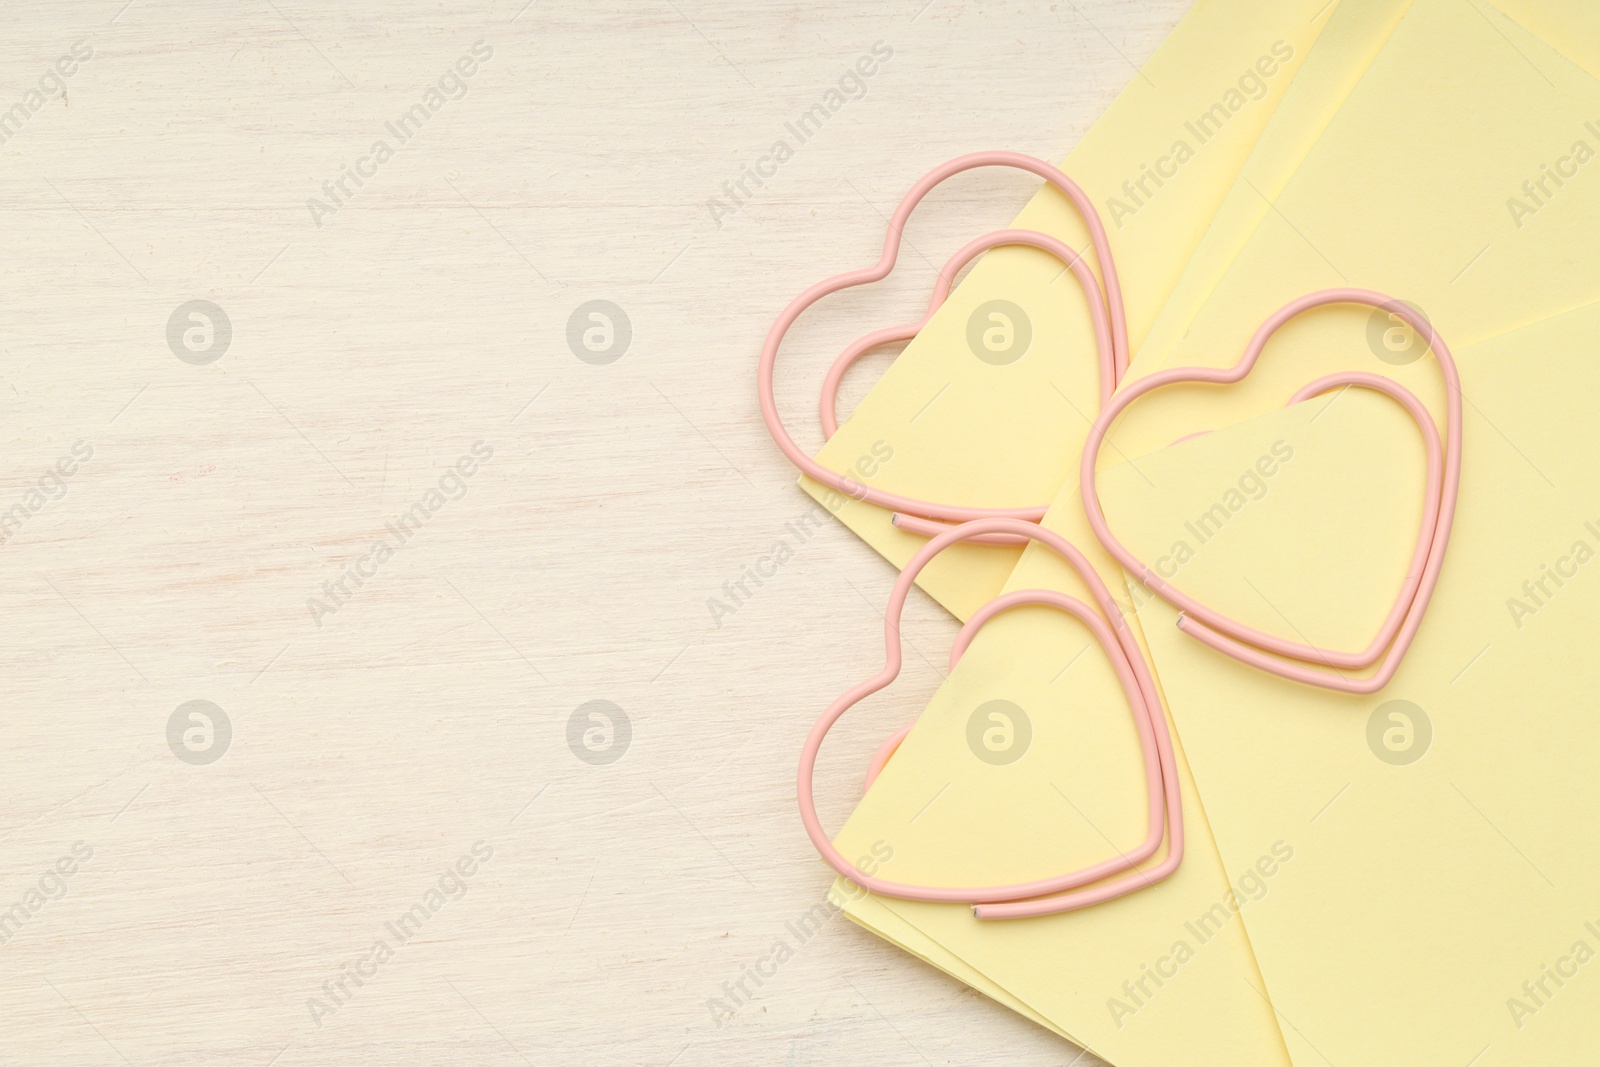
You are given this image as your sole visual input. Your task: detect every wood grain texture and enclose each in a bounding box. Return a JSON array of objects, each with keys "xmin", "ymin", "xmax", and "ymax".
[{"xmin": 0, "ymin": 1, "xmax": 1191, "ymax": 1063}]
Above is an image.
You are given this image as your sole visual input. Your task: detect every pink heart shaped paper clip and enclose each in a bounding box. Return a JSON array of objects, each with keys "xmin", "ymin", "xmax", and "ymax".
[
  {"xmin": 1080, "ymin": 289, "xmax": 1462, "ymax": 694},
  {"xmin": 798, "ymin": 518, "xmax": 1184, "ymax": 920},
  {"xmin": 759, "ymin": 152, "xmax": 1129, "ymax": 540}
]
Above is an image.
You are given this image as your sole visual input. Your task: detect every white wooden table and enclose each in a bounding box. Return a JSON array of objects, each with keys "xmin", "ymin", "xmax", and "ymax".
[{"xmin": 0, "ymin": 2, "xmax": 1191, "ymax": 1063}]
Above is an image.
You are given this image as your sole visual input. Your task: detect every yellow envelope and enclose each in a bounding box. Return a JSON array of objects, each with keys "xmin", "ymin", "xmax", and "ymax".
[
  {"xmin": 1096, "ymin": 300, "xmax": 1600, "ymax": 1064},
  {"xmin": 795, "ymin": 0, "xmax": 1341, "ymax": 621}
]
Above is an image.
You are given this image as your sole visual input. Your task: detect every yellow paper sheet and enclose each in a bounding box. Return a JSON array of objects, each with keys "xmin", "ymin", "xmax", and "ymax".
[
  {"xmin": 1096, "ymin": 301, "xmax": 1600, "ymax": 1064},
  {"xmin": 827, "ymin": 1, "xmax": 1600, "ymax": 1061},
  {"xmin": 796, "ymin": 0, "xmax": 1341, "ymax": 621},
  {"xmin": 830, "ymin": 886, "xmax": 1073, "ymax": 1039}
]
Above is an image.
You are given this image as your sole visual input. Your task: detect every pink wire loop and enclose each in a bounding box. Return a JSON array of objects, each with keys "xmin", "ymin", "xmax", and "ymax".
[
  {"xmin": 760, "ymin": 152, "xmax": 1129, "ymax": 525},
  {"xmin": 1080, "ymin": 288, "xmax": 1462, "ymax": 693},
  {"xmin": 800, "ymin": 518, "xmax": 1184, "ymax": 920},
  {"xmin": 890, "ymin": 510, "xmax": 1033, "ymax": 545},
  {"xmin": 818, "ymin": 226, "xmax": 1122, "ymax": 439}
]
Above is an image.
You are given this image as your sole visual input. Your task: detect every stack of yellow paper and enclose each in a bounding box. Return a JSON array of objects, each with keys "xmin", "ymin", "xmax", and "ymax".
[{"xmin": 788, "ymin": 0, "xmax": 1600, "ymax": 1063}]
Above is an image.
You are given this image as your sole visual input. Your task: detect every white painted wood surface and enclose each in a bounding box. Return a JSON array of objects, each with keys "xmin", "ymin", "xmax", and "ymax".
[{"xmin": 0, "ymin": 2, "xmax": 1192, "ymax": 1063}]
